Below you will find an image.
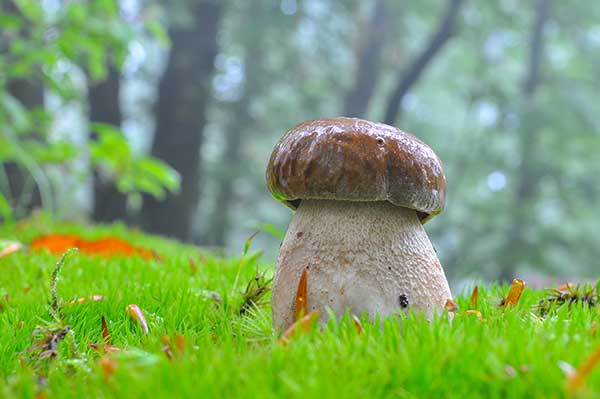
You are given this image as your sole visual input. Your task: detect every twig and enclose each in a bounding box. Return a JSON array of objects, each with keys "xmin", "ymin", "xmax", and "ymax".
[{"xmin": 50, "ymin": 248, "xmax": 78, "ymax": 318}]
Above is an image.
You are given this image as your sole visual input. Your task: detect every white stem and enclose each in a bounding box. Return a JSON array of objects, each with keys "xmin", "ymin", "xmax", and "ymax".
[{"xmin": 272, "ymin": 199, "xmax": 452, "ymax": 330}]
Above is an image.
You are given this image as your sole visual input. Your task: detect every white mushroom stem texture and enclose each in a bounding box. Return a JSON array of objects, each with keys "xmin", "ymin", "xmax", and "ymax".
[{"xmin": 272, "ymin": 199, "xmax": 452, "ymax": 331}]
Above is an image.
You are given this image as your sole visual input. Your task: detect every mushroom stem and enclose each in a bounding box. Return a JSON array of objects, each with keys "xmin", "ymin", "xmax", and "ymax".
[{"xmin": 272, "ymin": 199, "xmax": 452, "ymax": 331}]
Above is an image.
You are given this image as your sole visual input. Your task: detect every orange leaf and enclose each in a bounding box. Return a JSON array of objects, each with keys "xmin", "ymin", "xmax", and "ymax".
[
  {"xmin": 465, "ymin": 310, "xmax": 483, "ymax": 321},
  {"xmin": 557, "ymin": 283, "xmax": 573, "ymax": 292},
  {"xmin": 445, "ymin": 298, "xmax": 458, "ymax": 312},
  {"xmin": 174, "ymin": 335, "xmax": 186, "ymax": 354},
  {"xmin": 0, "ymin": 241, "xmax": 23, "ymax": 258},
  {"xmin": 101, "ymin": 314, "xmax": 110, "ymax": 344},
  {"xmin": 99, "ymin": 356, "xmax": 117, "ymax": 379},
  {"xmin": 294, "ymin": 268, "xmax": 308, "ymax": 320},
  {"xmin": 352, "ymin": 314, "xmax": 363, "ymax": 335},
  {"xmin": 504, "ymin": 279, "xmax": 526, "ymax": 308},
  {"xmin": 89, "ymin": 341, "xmax": 120, "ymax": 353},
  {"xmin": 30, "ymin": 234, "xmax": 156, "ymax": 260},
  {"xmin": 189, "ymin": 257, "xmax": 198, "ymax": 275},
  {"xmin": 470, "ymin": 285, "xmax": 479, "ymax": 308},
  {"xmin": 68, "ymin": 294, "xmax": 104, "ymax": 306},
  {"xmin": 126, "ymin": 304, "xmax": 149, "ymax": 334},
  {"xmin": 30, "ymin": 234, "xmax": 79, "ymax": 254},
  {"xmin": 161, "ymin": 335, "xmax": 174, "ymax": 360},
  {"xmin": 567, "ymin": 344, "xmax": 600, "ymax": 394},
  {"xmin": 278, "ymin": 311, "xmax": 320, "ymax": 346}
]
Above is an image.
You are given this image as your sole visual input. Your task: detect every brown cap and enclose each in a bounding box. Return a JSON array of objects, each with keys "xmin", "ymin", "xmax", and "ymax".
[{"xmin": 266, "ymin": 117, "xmax": 446, "ymax": 222}]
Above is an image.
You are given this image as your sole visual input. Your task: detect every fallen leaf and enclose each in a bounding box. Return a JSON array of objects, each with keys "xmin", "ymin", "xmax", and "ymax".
[
  {"xmin": 30, "ymin": 235, "xmax": 79, "ymax": 254},
  {"xmin": 189, "ymin": 257, "xmax": 198, "ymax": 275},
  {"xmin": 557, "ymin": 283, "xmax": 573, "ymax": 292},
  {"xmin": 465, "ymin": 310, "xmax": 483, "ymax": 321},
  {"xmin": 30, "ymin": 234, "xmax": 156, "ymax": 260},
  {"xmin": 294, "ymin": 268, "xmax": 308, "ymax": 320},
  {"xmin": 0, "ymin": 241, "xmax": 23, "ymax": 258},
  {"xmin": 567, "ymin": 344, "xmax": 600, "ymax": 394},
  {"xmin": 444, "ymin": 298, "xmax": 458, "ymax": 312},
  {"xmin": 278, "ymin": 311, "xmax": 320, "ymax": 346},
  {"xmin": 89, "ymin": 315, "xmax": 120, "ymax": 353},
  {"xmin": 68, "ymin": 295, "xmax": 104, "ymax": 306},
  {"xmin": 470, "ymin": 285, "xmax": 479, "ymax": 308},
  {"xmin": 160, "ymin": 335, "xmax": 173, "ymax": 360},
  {"xmin": 101, "ymin": 315, "xmax": 110, "ymax": 343},
  {"xmin": 99, "ymin": 356, "xmax": 117, "ymax": 379},
  {"xmin": 174, "ymin": 335, "xmax": 186, "ymax": 354},
  {"xmin": 89, "ymin": 341, "xmax": 120, "ymax": 353},
  {"xmin": 352, "ymin": 314, "xmax": 363, "ymax": 335},
  {"xmin": 504, "ymin": 279, "xmax": 526, "ymax": 308},
  {"xmin": 504, "ymin": 365, "xmax": 516, "ymax": 378},
  {"xmin": 126, "ymin": 304, "xmax": 149, "ymax": 334}
]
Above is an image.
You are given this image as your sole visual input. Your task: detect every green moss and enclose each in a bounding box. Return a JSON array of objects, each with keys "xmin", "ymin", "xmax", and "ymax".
[{"xmin": 0, "ymin": 220, "xmax": 599, "ymax": 398}]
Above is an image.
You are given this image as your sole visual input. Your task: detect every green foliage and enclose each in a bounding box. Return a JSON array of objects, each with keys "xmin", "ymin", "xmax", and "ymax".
[
  {"xmin": 90, "ymin": 124, "xmax": 180, "ymax": 208},
  {"xmin": 0, "ymin": 0, "xmax": 179, "ymax": 219}
]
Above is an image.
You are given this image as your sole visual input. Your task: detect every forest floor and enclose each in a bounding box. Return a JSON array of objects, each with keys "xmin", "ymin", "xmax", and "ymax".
[{"xmin": 0, "ymin": 216, "xmax": 599, "ymax": 398}]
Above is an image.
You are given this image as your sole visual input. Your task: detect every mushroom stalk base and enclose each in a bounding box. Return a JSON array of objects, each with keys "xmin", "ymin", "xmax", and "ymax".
[{"xmin": 272, "ymin": 200, "xmax": 452, "ymax": 331}]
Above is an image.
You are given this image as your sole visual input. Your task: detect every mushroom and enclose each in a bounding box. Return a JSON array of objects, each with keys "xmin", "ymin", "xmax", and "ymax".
[{"xmin": 266, "ymin": 117, "xmax": 452, "ymax": 331}]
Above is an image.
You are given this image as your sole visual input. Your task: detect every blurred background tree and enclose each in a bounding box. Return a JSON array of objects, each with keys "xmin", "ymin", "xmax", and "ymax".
[{"xmin": 2, "ymin": 0, "xmax": 600, "ymax": 286}]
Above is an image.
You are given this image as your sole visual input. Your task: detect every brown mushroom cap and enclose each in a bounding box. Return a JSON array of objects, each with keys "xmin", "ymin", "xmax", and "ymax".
[{"xmin": 266, "ymin": 117, "xmax": 446, "ymax": 222}]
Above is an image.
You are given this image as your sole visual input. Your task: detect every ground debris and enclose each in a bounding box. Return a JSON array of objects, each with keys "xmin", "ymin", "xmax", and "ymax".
[{"xmin": 535, "ymin": 282, "xmax": 598, "ymax": 317}]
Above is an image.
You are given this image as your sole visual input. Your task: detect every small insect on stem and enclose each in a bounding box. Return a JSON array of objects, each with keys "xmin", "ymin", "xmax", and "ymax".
[{"xmin": 398, "ymin": 294, "xmax": 409, "ymax": 309}]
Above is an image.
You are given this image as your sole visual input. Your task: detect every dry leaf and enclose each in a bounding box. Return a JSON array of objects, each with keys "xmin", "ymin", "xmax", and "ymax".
[
  {"xmin": 0, "ymin": 241, "xmax": 23, "ymax": 258},
  {"xmin": 504, "ymin": 279, "xmax": 526, "ymax": 308},
  {"xmin": 352, "ymin": 314, "xmax": 363, "ymax": 335},
  {"xmin": 470, "ymin": 285, "xmax": 479, "ymax": 308},
  {"xmin": 294, "ymin": 268, "xmax": 308, "ymax": 320},
  {"xmin": 278, "ymin": 311, "xmax": 320, "ymax": 346},
  {"xmin": 31, "ymin": 234, "xmax": 156, "ymax": 260},
  {"xmin": 567, "ymin": 344, "xmax": 600, "ymax": 394},
  {"xmin": 101, "ymin": 315, "xmax": 110, "ymax": 343},
  {"xmin": 30, "ymin": 234, "xmax": 79, "ymax": 254},
  {"xmin": 89, "ymin": 341, "xmax": 120, "ymax": 353},
  {"xmin": 126, "ymin": 304, "xmax": 149, "ymax": 334},
  {"xmin": 465, "ymin": 310, "xmax": 483, "ymax": 321},
  {"xmin": 557, "ymin": 283, "xmax": 573, "ymax": 292},
  {"xmin": 161, "ymin": 335, "xmax": 174, "ymax": 360},
  {"xmin": 99, "ymin": 356, "xmax": 117, "ymax": 379},
  {"xmin": 89, "ymin": 315, "xmax": 120, "ymax": 353},
  {"xmin": 189, "ymin": 257, "xmax": 198, "ymax": 275},
  {"xmin": 444, "ymin": 298, "xmax": 458, "ymax": 312},
  {"xmin": 68, "ymin": 295, "xmax": 104, "ymax": 306},
  {"xmin": 174, "ymin": 335, "xmax": 186, "ymax": 353},
  {"xmin": 504, "ymin": 365, "xmax": 517, "ymax": 378}
]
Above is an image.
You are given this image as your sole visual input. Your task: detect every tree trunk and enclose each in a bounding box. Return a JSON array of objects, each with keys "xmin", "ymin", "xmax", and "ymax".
[
  {"xmin": 5, "ymin": 78, "xmax": 44, "ymax": 214},
  {"xmin": 498, "ymin": 0, "xmax": 551, "ymax": 282},
  {"xmin": 88, "ymin": 65, "xmax": 128, "ymax": 222},
  {"xmin": 383, "ymin": 0, "xmax": 464, "ymax": 125},
  {"xmin": 140, "ymin": 1, "xmax": 222, "ymax": 240},
  {"xmin": 342, "ymin": 0, "xmax": 388, "ymax": 118},
  {"xmin": 2, "ymin": 1, "xmax": 44, "ymax": 214}
]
